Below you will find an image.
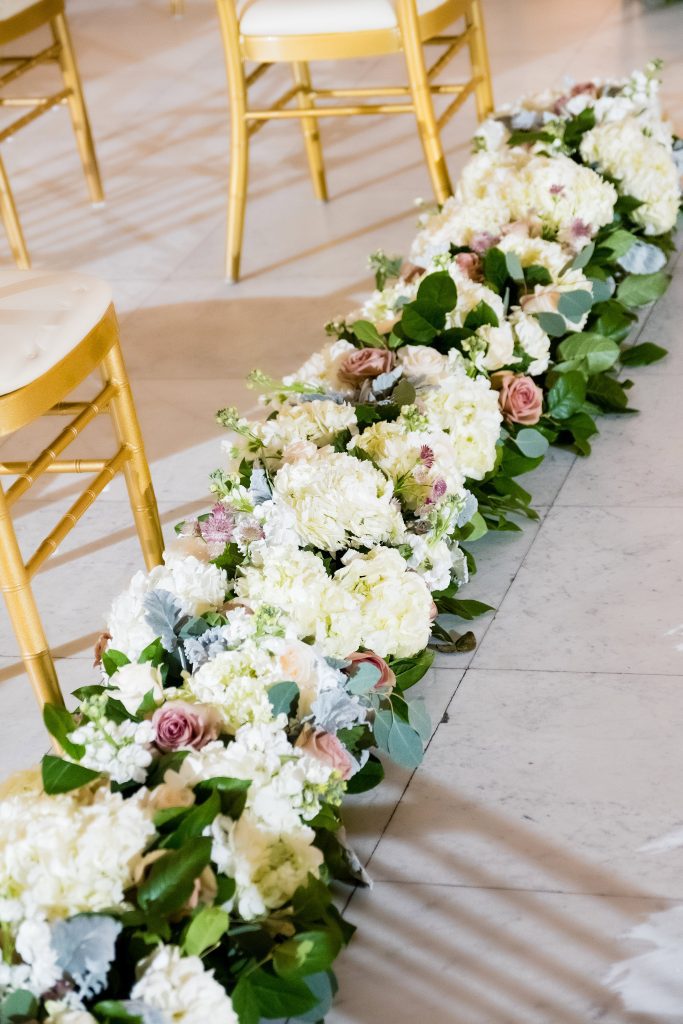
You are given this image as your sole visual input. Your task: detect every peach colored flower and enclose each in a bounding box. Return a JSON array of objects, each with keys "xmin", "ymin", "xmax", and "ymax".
[
  {"xmin": 345, "ymin": 650, "xmax": 396, "ymax": 692},
  {"xmin": 338, "ymin": 348, "xmax": 395, "ymax": 386},
  {"xmin": 491, "ymin": 371, "xmax": 543, "ymax": 426},
  {"xmin": 295, "ymin": 726, "xmax": 354, "ymax": 780}
]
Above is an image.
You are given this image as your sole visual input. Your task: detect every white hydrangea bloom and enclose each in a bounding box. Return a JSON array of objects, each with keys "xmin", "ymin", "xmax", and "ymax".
[
  {"xmin": 417, "ymin": 370, "xmax": 502, "ymax": 481},
  {"xmin": 185, "ymin": 645, "xmax": 277, "ymax": 733},
  {"xmin": 348, "ymin": 277, "xmax": 419, "ymax": 330},
  {"xmin": 272, "ymin": 450, "xmax": 406, "ymax": 552},
  {"xmin": 335, "ymin": 547, "xmax": 433, "ymax": 658},
  {"xmin": 235, "ymin": 545, "xmax": 362, "ymax": 657},
  {"xmin": 410, "ymin": 194, "xmax": 512, "ymax": 267},
  {"xmin": 253, "ymin": 400, "xmax": 357, "ymax": 462},
  {"xmin": 209, "ymin": 811, "xmax": 324, "ymax": 921},
  {"xmin": 131, "ymin": 944, "xmax": 238, "ymax": 1024},
  {"xmin": 580, "ymin": 116, "xmax": 680, "ymax": 235},
  {"xmin": 107, "ymin": 553, "xmax": 228, "ymax": 661},
  {"xmin": 0, "ymin": 786, "xmax": 155, "ymax": 921}
]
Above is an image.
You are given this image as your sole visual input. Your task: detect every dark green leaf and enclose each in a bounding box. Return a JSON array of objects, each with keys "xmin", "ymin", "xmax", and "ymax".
[
  {"xmin": 617, "ymin": 271, "xmax": 670, "ymax": 307},
  {"xmin": 101, "ymin": 648, "xmax": 129, "ymax": 678},
  {"xmin": 43, "ymin": 704, "xmax": 84, "ymax": 759},
  {"xmin": 137, "ymin": 838, "xmax": 212, "ymax": 916},
  {"xmin": 247, "ymin": 969, "xmax": 319, "ymax": 1019},
  {"xmin": 350, "ymin": 320, "xmax": 386, "ymax": 348},
  {"xmin": 415, "ymin": 270, "xmax": 457, "ymax": 313},
  {"xmin": 345, "ymin": 755, "xmax": 384, "ymax": 795},
  {"xmin": 620, "ymin": 342, "xmax": 668, "ymax": 366},
  {"xmin": 463, "ymin": 300, "xmax": 499, "ymax": 331},
  {"xmin": 41, "ymin": 755, "xmax": 101, "ymax": 795},
  {"xmin": 274, "ymin": 930, "xmax": 342, "ymax": 979},
  {"xmin": 547, "ymin": 371, "xmax": 586, "ymax": 420},
  {"xmin": 390, "ymin": 648, "xmax": 435, "ymax": 691}
]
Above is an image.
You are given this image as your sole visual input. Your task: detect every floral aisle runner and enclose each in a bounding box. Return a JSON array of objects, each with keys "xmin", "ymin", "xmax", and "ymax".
[{"xmin": 0, "ymin": 63, "xmax": 681, "ymax": 1024}]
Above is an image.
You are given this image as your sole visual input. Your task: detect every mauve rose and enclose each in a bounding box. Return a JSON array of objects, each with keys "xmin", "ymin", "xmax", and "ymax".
[
  {"xmin": 338, "ymin": 348, "xmax": 395, "ymax": 386},
  {"xmin": 345, "ymin": 650, "xmax": 396, "ymax": 692},
  {"xmin": 152, "ymin": 701, "xmax": 221, "ymax": 752},
  {"xmin": 491, "ymin": 371, "xmax": 543, "ymax": 426},
  {"xmin": 454, "ymin": 252, "xmax": 483, "ymax": 281},
  {"xmin": 296, "ymin": 727, "xmax": 354, "ymax": 781}
]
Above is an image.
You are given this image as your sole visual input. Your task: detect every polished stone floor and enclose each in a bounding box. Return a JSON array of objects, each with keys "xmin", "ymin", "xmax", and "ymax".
[{"xmin": 0, "ymin": 0, "xmax": 682, "ymax": 1020}]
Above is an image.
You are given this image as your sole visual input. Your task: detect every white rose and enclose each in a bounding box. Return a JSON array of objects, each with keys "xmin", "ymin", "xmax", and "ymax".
[{"xmin": 108, "ymin": 662, "xmax": 164, "ymax": 716}]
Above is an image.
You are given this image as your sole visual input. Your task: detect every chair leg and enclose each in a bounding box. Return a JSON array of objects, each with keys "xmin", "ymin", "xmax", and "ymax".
[
  {"xmin": 466, "ymin": 0, "xmax": 494, "ymax": 121},
  {"xmin": 216, "ymin": 0, "xmax": 249, "ymax": 282},
  {"xmin": 101, "ymin": 337, "xmax": 164, "ymax": 572},
  {"xmin": 0, "ymin": 156, "xmax": 30, "ymax": 268},
  {"xmin": 292, "ymin": 62, "xmax": 328, "ymax": 202},
  {"xmin": 171, "ymin": 0, "xmax": 185, "ymax": 15},
  {"xmin": 397, "ymin": 0, "xmax": 452, "ymax": 204},
  {"xmin": 0, "ymin": 484, "xmax": 63, "ymax": 711},
  {"xmin": 51, "ymin": 12, "xmax": 105, "ymax": 205}
]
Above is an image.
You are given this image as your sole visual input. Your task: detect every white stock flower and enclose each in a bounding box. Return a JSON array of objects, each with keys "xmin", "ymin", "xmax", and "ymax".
[
  {"xmin": 272, "ymin": 450, "xmax": 405, "ymax": 552},
  {"xmin": 69, "ymin": 718, "xmax": 155, "ymax": 785},
  {"xmin": 0, "ymin": 786, "xmax": 155, "ymax": 921},
  {"xmin": 509, "ymin": 308, "xmax": 551, "ymax": 375},
  {"xmin": 209, "ymin": 811, "xmax": 324, "ymax": 921},
  {"xmin": 131, "ymin": 944, "xmax": 238, "ymax": 1024}
]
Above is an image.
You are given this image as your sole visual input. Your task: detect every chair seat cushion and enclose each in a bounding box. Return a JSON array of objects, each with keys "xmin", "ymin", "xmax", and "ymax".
[
  {"xmin": 239, "ymin": 0, "xmax": 448, "ymax": 37},
  {"xmin": 0, "ymin": 270, "xmax": 111, "ymax": 396}
]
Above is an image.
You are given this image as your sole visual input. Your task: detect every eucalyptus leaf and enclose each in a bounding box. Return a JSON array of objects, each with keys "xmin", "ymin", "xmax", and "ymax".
[
  {"xmin": 570, "ymin": 241, "xmax": 595, "ymax": 270},
  {"xmin": 347, "ymin": 661, "xmax": 382, "ymax": 694},
  {"xmin": 617, "ymin": 240, "xmax": 667, "ymax": 275},
  {"xmin": 557, "ymin": 289, "xmax": 593, "ymax": 323},
  {"xmin": 536, "ymin": 311, "xmax": 567, "ymax": 337},
  {"xmin": 267, "ymin": 680, "xmax": 300, "ymax": 717},
  {"xmin": 372, "ymin": 708, "xmax": 393, "ymax": 754},
  {"xmin": 513, "ymin": 428, "xmax": 549, "ymax": 458},
  {"xmin": 387, "ymin": 718, "xmax": 424, "ymax": 769},
  {"xmin": 407, "ymin": 698, "xmax": 431, "ymax": 743}
]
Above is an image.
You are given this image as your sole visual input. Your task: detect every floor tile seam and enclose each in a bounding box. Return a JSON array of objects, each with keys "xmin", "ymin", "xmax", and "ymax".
[{"xmin": 362, "ymin": 880, "xmax": 681, "ymax": 902}]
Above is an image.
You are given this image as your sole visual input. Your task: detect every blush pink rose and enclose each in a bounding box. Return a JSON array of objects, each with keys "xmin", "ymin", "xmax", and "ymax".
[
  {"xmin": 491, "ymin": 371, "xmax": 543, "ymax": 426},
  {"xmin": 152, "ymin": 701, "xmax": 221, "ymax": 752},
  {"xmin": 345, "ymin": 650, "xmax": 396, "ymax": 692},
  {"xmin": 454, "ymin": 252, "xmax": 483, "ymax": 281},
  {"xmin": 296, "ymin": 727, "xmax": 354, "ymax": 781},
  {"xmin": 338, "ymin": 348, "xmax": 395, "ymax": 386}
]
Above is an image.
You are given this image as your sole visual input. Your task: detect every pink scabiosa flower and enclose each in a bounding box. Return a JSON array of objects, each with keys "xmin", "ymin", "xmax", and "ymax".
[{"xmin": 419, "ymin": 444, "xmax": 435, "ymax": 468}]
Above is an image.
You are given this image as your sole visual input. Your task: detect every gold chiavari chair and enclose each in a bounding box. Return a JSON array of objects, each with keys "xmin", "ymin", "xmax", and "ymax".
[
  {"xmin": 0, "ymin": 0, "xmax": 103, "ymax": 268},
  {"xmin": 0, "ymin": 270, "xmax": 164, "ymax": 711},
  {"xmin": 215, "ymin": 0, "xmax": 494, "ymax": 282}
]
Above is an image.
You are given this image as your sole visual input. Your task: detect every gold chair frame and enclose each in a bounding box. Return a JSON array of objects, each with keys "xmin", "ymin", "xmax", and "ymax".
[
  {"xmin": 0, "ymin": 0, "xmax": 104, "ymax": 268},
  {"xmin": 215, "ymin": 0, "xmax": 494, "ymax": 281},
  {"xmin": 0, "ymin": 304, "xmax": 164, "ymax": 711}
]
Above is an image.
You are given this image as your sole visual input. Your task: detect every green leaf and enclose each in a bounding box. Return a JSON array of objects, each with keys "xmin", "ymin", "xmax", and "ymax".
[
  {"xmin": 586, "ymin": 374, "xmax": 630, "ymax": 411},
  {"xmin": 194, "ymin": 776, "xmax": 251, "ymax": 819},
  {"xmin": 372, "ymin": 708, "xmax": 393, "ymax": 754},
  {"xmin": 274, "ymin": 930, "xmax": 342, "ymax": 979},
  {"xmin": 162, "ymin": 791, "xmax": 220, "ymax": 849},
  {"xmin": 599, "ymin": 228, "xmax": 639, "ymax": 259},
  {"xmin": 387, "ymin": 718, "xmax": 424, "ymax": 769},
  {"xmin": 557, "ymin": 333, "xmax": 620, "ymax": 374},
  {"xmin": 291, "ymin": 874, "xmax": 333, "ymax": 922},
  {"xmin": 350, "ymin": 319, "xmax": 386, "ymax": 348},
  {"xmin": 92, "ymin": 1002, "xmax": 143, "ymax": 1024},
  {"xmin": 41, "ymin": 755, "xmax": 101, "ymax": 795},
  {"xmin": 267, "ymin": 680, "xmax": 299, "ymax": 717},
  {"xmin": 390, "ymin": 648, "xmax": 434, "ymax": 691},
  {"xmin": 345, "ymin": 754, "xmax": 384, "ymax": 794},
  {"xmin": 504, "ymin": 251, "xmax": 524, "ymax": 282},
  {"xmin": 463, "ymin": 300, "xmax": 499, "ymax": 331},
  {"xmin": 536, "ymin": 312, "xmax": 567, "ymax": 337},
  {"xmin": 137, "ymin": 838, "xmax": 212, "ymax": 916},
  {"xmin": 589, "ymin": 277, "xmax": 613, "ymax": 304},
  {"xmin": 247, "ymin": 968, "xmax": 319, "ymax": 1019},
  {"xmin": 182, "ymin": 906, "xmax": 229, "ymax": 957},
  {"xmin": 43, "ymin": 704, "xmax": 84, "ymax": 759},
  {"xmin": 620, "ymin": 342, "xmax": 667, "ymax": 367},
  {"xmin": 400, "ymin": 302, "xmax": 440, "ymax": 342},
  {"xmin": 524, "ymin": 264, "xmax": 553, "ymax": 288},
  {"xmin": 392, "ymin": 377, "xmax": 417, "ymax": 408},
  {"xmin": 617, "ymin": 271, "xmax": 670, "ymax": 307},
  {"xmin": 570, "ymin": 242, "xmax": 595, "ymax": 270},
  {"xmin": 547, "ymin": 371, "xmax": 586, "ymax": 420},
  {"xmin": 230, "ymin": 977, "xmax": 260, "ymax": 1024},
  {"xmin": 101, "ymin": 648, "xmax": 129, "ymax": 677},
  {"xmin": 347, "ymin": 661, "xmax": 382, "ymax": 694},
  {"xmin": 513, "ymin": 428, "xmax": 549, "ymax": 458},
  {"xmin": 557, "ymin": 289, "xmax": 593, "ymax": 323},
  {"xmin": 437, "ymin": 597, "xmax": 494, "ymax": 620},
  {"xmin": 0, "ymin": 990, "xmax": 38, "ymax": 1024},
  {"xmin": 407, "ymin": 698, "xmax": 431, "ymax": 742},
  {"xmin": 563, "ymin": 105, "xmax": 595, "ymax": 149},
  {"xmin": 482, "ymin": 247, "xmax": 507, "ymax": 292},
  {"xmin": 415, "ymin": 270, "xmax": 457, "ymax": 313}
]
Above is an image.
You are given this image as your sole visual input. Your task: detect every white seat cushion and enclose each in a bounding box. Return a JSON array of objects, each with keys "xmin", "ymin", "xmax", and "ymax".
[
  {"xmin": 0, "ymin": 270, "xmax": 111, "ymax": 396},
  {"xmin": 239, "ymin": 0, "xmax": 448, "ymax": 37}
]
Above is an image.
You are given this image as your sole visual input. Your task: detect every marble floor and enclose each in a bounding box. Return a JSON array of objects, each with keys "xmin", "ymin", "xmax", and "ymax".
[{"xmin": 0, "ymin": 0, "xmax": 682, "ymax": 1020}]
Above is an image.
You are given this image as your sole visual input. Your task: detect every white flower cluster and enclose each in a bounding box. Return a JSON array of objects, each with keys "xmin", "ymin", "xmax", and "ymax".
[
  {"xmin": 580, "ymin": 116, "xmax": 680, "ymax": 235},
  {"xmin": 236, "ymin": 543, "xmax": 433, "ymax": 659},
  {"xmin": 107, "ymin": 551, "xmax": 228, "ymax": 661},
  {"xmin": 0, "ymin": 783, "xmax": 154, "ymax": 922},
  {"xmin": 131, "ymin": 944, "xmax": 238, "ymax": 1024}
]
